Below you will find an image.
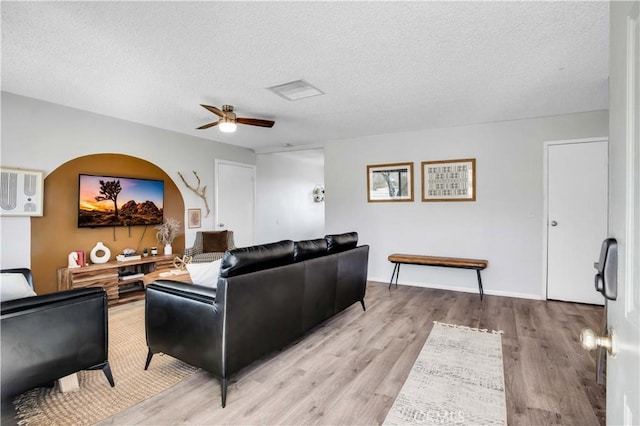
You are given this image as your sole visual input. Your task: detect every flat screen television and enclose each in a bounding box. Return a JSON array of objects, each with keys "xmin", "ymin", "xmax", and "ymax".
[{"xmin": 78, "ymin": 174, "xmax": 164, "ymax": 227}]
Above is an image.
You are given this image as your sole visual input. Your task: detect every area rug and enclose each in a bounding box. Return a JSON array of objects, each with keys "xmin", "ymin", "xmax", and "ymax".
[
  {"xmin": 13, "ymin": 300, "xmax": 198, "ymax": 425},
  {"xmin": 383, "ymin": 321, "xmax": 507, "ymax": 425}
]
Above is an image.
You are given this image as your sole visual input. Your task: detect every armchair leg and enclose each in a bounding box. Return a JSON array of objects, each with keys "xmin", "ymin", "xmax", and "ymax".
[
  {"xmin": 102, "ymin": 362, "xmax": 115, "ymax": 387},
  {"xmin": 144, "ymin": 348, "xmax": 154, "ymax": 370},
  {"xmin": 221, "ymin": 378, "xmax": 227, "ymax": 408},
  {"xmin": 87, "ymin": 361, "xmax": 115, "ymax": 387},
  {"xmin": 360, "ymin": 299, "xmax": 366, "ymax": 311}
]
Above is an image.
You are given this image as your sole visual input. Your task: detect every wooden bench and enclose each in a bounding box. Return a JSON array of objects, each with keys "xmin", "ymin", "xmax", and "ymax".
[{"xmin": 388, "ymin": 254, "xmax": 489, "ymax": 300}]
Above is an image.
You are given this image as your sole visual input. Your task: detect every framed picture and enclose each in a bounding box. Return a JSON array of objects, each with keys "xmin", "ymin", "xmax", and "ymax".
[
  {"xmin": 0, "ymin": 167, "xmax": 45, "ymax": 216},
  {"xmin": 188, "ymin": 208, "xmax": 202, "ymax": 228},
  {"xmin": 367, "ymin": 162, "xmax": 414, "ymax": 202},
  {"xmin": 422, "ymin": 158, "xmax": 476, "ymax": 202}
]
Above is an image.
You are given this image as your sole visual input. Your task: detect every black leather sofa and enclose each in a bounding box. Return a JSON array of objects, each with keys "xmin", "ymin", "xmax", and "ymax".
[
  {"xmin": 144, "ymin": 232, "xmax": 369, "ymax": 407},
  {"xmin": 1, "ymin": 268, "xmax": 115, "ymax": 401}
]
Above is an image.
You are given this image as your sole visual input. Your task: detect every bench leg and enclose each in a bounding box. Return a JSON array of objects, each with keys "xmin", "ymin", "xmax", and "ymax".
[
  {"xmin": 389, "ymin": 263, "xmax": 400, "ymax": 289},
  {"xmin": 476, "ymin": 269, "xmax": 484, "ymax": 301}
]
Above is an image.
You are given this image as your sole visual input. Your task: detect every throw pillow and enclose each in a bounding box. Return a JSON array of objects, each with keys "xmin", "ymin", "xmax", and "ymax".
[
  {"xmin": 186, "ymin": 259, "xmax": 222, "ymax": 288},
  {"xmin": 202, "ymin": 231, "xmax": 229, "ymax": 253},
  {"xmin": 1, "ymin": 273, "xmax": 37, "ymax": 302}
]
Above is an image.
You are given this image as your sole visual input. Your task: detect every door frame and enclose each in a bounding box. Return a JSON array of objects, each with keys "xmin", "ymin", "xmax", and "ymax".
[
  {"xmin": 214, "ymin": 158, "xmax": 257, "ymax": 240},
  {"xmin": 541, "ymin": 136, "xmax": 609, "ymax": 299}
]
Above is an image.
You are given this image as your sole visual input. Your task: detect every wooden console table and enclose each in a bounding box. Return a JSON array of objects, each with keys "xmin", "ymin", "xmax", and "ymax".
[
  {"xmin": 57, "ymin": 255, "xmax": 176, "ymax": 305},
  {"xmin": 387, "ymin": 254, "xmax": 488, "ymax": 300}
]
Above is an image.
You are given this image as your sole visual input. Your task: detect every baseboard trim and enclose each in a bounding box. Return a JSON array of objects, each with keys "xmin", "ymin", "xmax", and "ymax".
[{"xmin": 368, "ymin": 276, "xmax": 544, "ymax": 301}]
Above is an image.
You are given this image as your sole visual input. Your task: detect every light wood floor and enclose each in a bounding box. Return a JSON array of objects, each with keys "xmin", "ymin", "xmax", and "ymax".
[
  {"xmin": 94, "ymin": 281, "xmax": 605, "ymax": 425},
  {"xmin": 1, "ymin": 282, "xmax": 604, "ymax": 425}
]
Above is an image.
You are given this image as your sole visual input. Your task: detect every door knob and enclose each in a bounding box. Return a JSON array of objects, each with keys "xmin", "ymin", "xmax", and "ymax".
[
  {"xmin": 551, "ymin": 220, "xmax": 558, "ymax": 226},
  {"xmin": 581, "ymin": 328, "xmax": 616, "ymax": 356}
]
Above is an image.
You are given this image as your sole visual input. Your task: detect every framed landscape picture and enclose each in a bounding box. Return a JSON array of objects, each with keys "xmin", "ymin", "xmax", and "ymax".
[
  {"xmin": 422, "ymin": 158, "xmax": 476, "ymax": 202},
  {"xmin": 367, "ymin": 162, "xmax": 414, "ymax": 202}
]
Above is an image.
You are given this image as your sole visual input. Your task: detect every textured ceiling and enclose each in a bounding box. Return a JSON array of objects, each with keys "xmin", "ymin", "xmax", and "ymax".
[{"xmin": 1, "ymin": 1, "xmax": 609, "ymax": 152}]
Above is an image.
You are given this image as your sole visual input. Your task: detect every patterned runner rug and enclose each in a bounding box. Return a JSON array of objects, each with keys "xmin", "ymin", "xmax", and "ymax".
[
  {"xmin": 384, "ymin": 321, "xmax": 507, "ymax": 425},
  {"xmin": 13, "ymin": 300, "xmax": 198, "ymax": 425}
]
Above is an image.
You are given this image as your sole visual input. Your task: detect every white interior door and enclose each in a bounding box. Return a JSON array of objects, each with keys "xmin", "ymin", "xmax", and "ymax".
[
  {"xmin": 546, "ymin": 139, "xmax": 608, "ymax": 305},
  {"xmin": 215, "ymin": 160, "xmax": 255, "ymax": 248},
  {"xmin": 606, "ymin": 2, "xmax": 640, "ymax": 424}
]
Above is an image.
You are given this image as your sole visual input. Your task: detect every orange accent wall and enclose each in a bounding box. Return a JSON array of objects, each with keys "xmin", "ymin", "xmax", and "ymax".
[{"xmin": 30, "ymin": 154, "xmax": 185, "ymax": 294}]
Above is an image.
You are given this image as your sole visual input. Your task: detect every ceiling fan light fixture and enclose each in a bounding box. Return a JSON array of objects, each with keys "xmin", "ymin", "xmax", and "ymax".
[
  {"xmin": 198, "ymin": 103, "xmax": 274, "ymax": 132},
  {"xmin": 219, "ymin": 120, "xmax": 237, "ymax": 133}
]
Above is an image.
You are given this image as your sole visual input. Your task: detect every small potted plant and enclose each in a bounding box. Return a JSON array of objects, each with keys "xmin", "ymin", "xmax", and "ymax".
[{"xmin": 155, "ymin": 217, "xmax": 180, "ymax": 255}]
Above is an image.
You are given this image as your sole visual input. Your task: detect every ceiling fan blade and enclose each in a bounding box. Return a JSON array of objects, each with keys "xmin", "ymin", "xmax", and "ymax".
[
  {"xmin": 236, "ymin": 117, "xmax": 275, "ymax": 128},
  {"xmin": 200, "ymin": 104, "xmax": 225, "ymax": 118},
  {"xmin": 196, "ymin": 121, "xmax": 220, "ymax": 130}
]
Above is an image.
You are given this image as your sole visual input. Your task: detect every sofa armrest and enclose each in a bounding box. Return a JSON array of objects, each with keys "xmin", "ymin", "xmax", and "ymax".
[
  {"xmin": 335, "ymin": 245, "xmax": 369, "ymax": 313},
  {"xmin": 1, "ymin": 287, "xmax": 105, "ymax": 315},
  {"xmin": 145, "ymin": 280, "xmax": 223, "ymax": 377},
  {"xmin": 147, "ymin": 280, "xmax": 216, "ymax": 302}
]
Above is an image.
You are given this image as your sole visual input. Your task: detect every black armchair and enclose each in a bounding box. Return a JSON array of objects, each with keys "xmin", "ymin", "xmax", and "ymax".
[
  {"xmin": 1, "ymin": 268, "xmax": 115, "ymax": 401},
  {"xmin": 184, "ymin": 230, "xmax": 236, "ymax": 263}
]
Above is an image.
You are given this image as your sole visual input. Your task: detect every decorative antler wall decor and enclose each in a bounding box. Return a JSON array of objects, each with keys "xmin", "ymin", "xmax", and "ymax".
[{"xmin": 177, "ymin": 171, "xmax": 211, "ymax": 217}]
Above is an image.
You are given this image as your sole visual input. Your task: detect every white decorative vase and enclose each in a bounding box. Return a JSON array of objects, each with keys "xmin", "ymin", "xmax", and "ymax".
[
  {"xmin": 90, "ymin": 242, "xmax": 111, "ymax": 264},
  {"xmin": 164, "ymin": 244, "xmax": 172, "ymax": 256}
]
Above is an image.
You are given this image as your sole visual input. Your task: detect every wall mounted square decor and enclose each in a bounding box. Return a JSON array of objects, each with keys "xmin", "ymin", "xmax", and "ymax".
[
  {"xmin": 0, "ymin": 167, "xmax": 44, "ymax": 216},
  {"xmin": 367, "ymin": 162, "xmax": 414, "ymax": 202},
  {"xmin": 421, "ymin": 158, "xmax": 476, "ymax": 202}
]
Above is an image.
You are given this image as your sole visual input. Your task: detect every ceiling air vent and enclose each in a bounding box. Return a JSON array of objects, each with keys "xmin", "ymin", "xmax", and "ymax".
[{"xmin": 267, "ymin": 79, "xmax": 324, "ymax": 101}]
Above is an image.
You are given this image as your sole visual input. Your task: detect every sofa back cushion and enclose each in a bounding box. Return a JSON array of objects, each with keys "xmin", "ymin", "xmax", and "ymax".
[
  {"xmin": 293, "ymin": 238, "xmax": 328, "ymax": 262},
  {"xmin": 325, "ymin": 232, "xmax": 358, "ymax": 254},
  {"xmin": 219, "ymin": 240, "xmax": 295, "ymax": 278}
]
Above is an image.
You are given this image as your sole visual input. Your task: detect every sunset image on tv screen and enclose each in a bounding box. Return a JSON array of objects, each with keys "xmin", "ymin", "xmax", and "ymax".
[{"xmin": 78, "ymin": 174, "xmax": 164, "ymax": 227}]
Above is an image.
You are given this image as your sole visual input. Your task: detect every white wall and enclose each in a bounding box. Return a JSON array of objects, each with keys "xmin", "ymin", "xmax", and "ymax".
[
  {"xmin": 0, "ymin": 92, "xmax": 255, "ymax": 269},
  {"xmin": 255, "ymin": 150, "xmax": 325, "ymax": 243},
  {"xmin": 0, "ymin": 92, "xmax": 609, "ymax": 300},
  {"xmin": 325, "ymin": 111, "xmax": 608, "ymax": 299}
]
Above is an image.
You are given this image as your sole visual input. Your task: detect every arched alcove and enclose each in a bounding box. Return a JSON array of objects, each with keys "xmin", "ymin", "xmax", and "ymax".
[{"xmin": 31, "ymin": 154, "xmax": 185, "ymax": 294}]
